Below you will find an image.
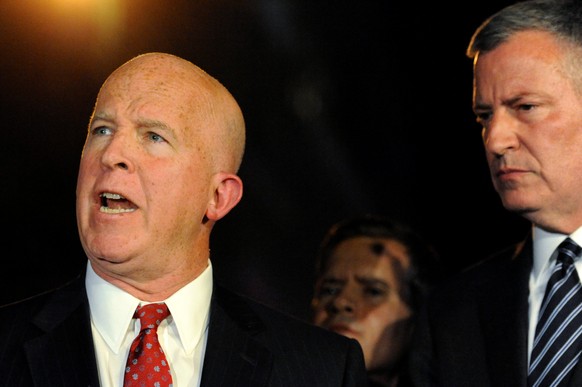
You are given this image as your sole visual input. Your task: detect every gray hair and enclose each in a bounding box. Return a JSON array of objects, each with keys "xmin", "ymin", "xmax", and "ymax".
[{"xmin": 467, "ymin": 0, "xmax": 582, "ymax": 91}]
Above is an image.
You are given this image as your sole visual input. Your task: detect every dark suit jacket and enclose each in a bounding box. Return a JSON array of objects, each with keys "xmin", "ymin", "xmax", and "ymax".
[
  {"xmin": 407, "ymin": 234, "xmax": 582, "ymax": 387},
  {"xmin": 0, "ymin": 274, "xmax": 368, "ymax": 387}
]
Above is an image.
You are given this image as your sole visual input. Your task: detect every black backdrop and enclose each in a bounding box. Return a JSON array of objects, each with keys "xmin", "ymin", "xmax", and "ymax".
[{"xmin": 1, "ymin": 0, "xmax": 529, "ymax": 321}]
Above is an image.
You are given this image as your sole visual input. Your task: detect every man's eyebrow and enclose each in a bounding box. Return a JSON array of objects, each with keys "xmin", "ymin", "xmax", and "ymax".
[
  {"xmin": 138, "ymin": 118, "xmax": 177, "ymax": 138},
  {"xmin": 137, "ymin": 118, "xmax": 171, "ymax": 130},
  {"xmin": 474, "ymin": 94, "xmax": 530, "ymax": 111},
  {"xmin": 473, "ymin": 102, "xmax": 490, "ymax": 111},
  {"xmin": 90, "ymin": 114, "xmax": 175, "ymax": 133},
  {"xmin": 91, "ymin": 111, "xmax": 114, "ymax": 122}
]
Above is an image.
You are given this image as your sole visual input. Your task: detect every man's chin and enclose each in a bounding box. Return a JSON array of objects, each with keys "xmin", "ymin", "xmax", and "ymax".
[{"xmin": 499, "ymin": 190, "xmax": 538, "ymax": 213}]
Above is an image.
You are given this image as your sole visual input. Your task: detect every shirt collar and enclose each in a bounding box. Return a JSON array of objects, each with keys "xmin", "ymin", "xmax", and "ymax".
[
  {"xmin": 165, "ymin": 262, "xmax": 213, "ymax": 355},
  {"xmin": 532, "ymin": 225, "xmax": 582, "ymax": 278},
  {"xmin": 86, "ymin": 260, "xmax": 213, "ymax": 355}
]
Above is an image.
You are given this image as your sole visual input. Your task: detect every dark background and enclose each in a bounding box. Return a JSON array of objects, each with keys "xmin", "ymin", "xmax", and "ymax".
[{"xmin": 1, "ymin": 0, "xmax": 529, "ymax": 321}]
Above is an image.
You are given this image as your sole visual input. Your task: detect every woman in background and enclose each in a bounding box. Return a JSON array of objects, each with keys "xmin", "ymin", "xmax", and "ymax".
[{"xmin": 311, "ymin": 214, "xmax": 442, "ymax": 387}]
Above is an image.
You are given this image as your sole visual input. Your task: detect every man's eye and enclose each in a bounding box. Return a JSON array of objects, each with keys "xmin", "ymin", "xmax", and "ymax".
[
  {"xmin": 475, "ymin": 112, "xmax": 491, "ymax": 125},
  {"xmin": 148, "ymin": 132, "xmax": 166, "ymax": 143},
  {"xmin": 518, "ymin": 103, "xmax": 536, "ymax": 111},
  {"xmin": 92, "ymin": 126, "xmax": 112, "ymax": 136}
]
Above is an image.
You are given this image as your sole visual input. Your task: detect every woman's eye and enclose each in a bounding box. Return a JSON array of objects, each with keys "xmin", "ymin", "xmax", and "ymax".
[
  {"xmin": 365, "ymin": 287, "xmax": 386, "ymax": 297},
  {"xmin": 318, "ymin": 285, "xmax": 340, "ymax": 297}
]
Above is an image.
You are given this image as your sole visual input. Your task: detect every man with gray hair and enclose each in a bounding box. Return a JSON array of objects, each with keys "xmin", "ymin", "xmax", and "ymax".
[{"xmin": 409, "ymin": 1, "xmax": 582, "ymax": 386}]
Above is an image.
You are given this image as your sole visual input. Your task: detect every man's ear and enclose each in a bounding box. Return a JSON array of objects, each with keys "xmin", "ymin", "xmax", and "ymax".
[{"xmin": 205, "ymin": 172, "xmax": 243, "ymax": 221}]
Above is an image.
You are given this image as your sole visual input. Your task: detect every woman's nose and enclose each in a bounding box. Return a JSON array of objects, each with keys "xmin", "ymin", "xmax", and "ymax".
[{"xmin": 329, "ymin": 292, "xmax": 356, "ymax": 315}]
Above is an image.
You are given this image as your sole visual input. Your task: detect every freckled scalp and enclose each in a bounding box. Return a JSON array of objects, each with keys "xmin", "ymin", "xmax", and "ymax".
[{"xmin": 95, "ymin": 52, "xmax": 246, "ymax": 172}]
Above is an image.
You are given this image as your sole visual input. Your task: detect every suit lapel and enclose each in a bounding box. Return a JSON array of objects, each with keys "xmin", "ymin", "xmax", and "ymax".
[
  {"xmin": 201, "ymin": 285, "xmax": 273, "ymax": 387},
  {"xmin": 24, "ymin": 276, "xmax": 100, "ymax": 387},
  {"xmin": 490, "ymin": 236, "xmax": 582, "ymax": 387},
  {"xmin": 478, "ymin": 237, "xmax": 532, "ymax": 387},
  {"xmin": 21, "ymin": 276, "xmax": 274, "ymax": 387}
]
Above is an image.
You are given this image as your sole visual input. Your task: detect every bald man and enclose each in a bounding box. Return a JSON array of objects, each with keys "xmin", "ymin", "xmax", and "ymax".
[{"xmin": 0, "ymin": 53, "xmax": 367, "ymax": 387}]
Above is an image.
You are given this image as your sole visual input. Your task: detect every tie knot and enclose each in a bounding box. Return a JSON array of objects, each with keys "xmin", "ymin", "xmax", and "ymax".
[
  {"xmin": 557, "ymin": 238, "xmax": 582, "ymax": 267},
  {"xmin": 134, "ymin": 303, "xmax": 170, "ymax": 332}
]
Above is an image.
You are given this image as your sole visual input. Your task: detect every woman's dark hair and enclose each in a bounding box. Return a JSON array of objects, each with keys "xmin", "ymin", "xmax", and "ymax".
[{"xmin": 315, "ymin": 214, "xmax": 442, "ymax": 312}]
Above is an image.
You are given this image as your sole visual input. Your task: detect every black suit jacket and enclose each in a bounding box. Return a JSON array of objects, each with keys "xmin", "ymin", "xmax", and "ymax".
[
  {"xmin": 407, "ymin": 234, "xmax": 582, "ymax": 387},
  {"xmin": 0, "ymin": 274, "xmax": 368, "ymax": 387}
]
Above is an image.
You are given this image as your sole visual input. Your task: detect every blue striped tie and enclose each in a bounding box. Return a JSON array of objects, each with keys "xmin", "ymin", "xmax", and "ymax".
[{"xmin": 528, "ymin": 238, "xmax": 582, "ymax": 387}]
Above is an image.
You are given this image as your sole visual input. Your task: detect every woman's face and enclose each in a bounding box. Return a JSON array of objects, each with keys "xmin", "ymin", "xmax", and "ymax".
[{"xmin": 312, "ymin": 236, "xmax": 413, "ymax": 372}]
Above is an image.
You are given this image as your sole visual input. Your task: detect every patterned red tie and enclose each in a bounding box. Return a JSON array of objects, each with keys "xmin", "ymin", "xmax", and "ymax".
[{"xmin": 123, "ymin": 303, "xmax": 173, "ymax": 387}]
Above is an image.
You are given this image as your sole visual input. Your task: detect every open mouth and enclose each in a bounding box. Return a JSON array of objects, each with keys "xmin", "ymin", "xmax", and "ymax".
[{"xmin": 99, "ymin": 192, "xmax": 137, "ymax": 214}]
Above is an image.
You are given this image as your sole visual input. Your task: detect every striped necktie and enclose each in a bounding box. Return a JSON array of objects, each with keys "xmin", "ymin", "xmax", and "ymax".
[{"xmin": 528, "ymin": 237, "xmax": 582, "ymax": 387}]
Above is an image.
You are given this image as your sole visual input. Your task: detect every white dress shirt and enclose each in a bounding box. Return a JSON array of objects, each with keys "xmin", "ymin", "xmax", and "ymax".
[
  {"xmin": 86, "ymin": 260, "xmax": 212, "ymax": 387},
  {"xmin": 528, "ymin": 226, "xmax": 582, "ymax": 364}
]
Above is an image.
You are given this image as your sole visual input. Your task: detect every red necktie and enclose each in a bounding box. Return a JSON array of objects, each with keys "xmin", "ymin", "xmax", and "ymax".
[{"xmin": 123, "ymin": 303, "xmax": 173, "ymax": 387}]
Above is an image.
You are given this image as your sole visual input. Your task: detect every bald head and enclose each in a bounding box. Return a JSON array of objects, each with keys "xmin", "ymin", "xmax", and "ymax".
[
  {"xmin": 77, "ymin": 53, "xmax": 246, "ymax": 293},
  {"xmin": 95, "ymin": 52, "xmax": 246, "ymax": 173}
]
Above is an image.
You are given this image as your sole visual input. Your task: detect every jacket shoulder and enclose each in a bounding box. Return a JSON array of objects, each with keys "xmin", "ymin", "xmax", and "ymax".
[{"xmin": 208, "ymin": 284, "xmax": 368, "ymax": 386}]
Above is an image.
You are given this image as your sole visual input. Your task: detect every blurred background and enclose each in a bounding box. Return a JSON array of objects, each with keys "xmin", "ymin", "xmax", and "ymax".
[{"xmin": 1, "ymin": 0, "xmax": 529, "ymax": 320}]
